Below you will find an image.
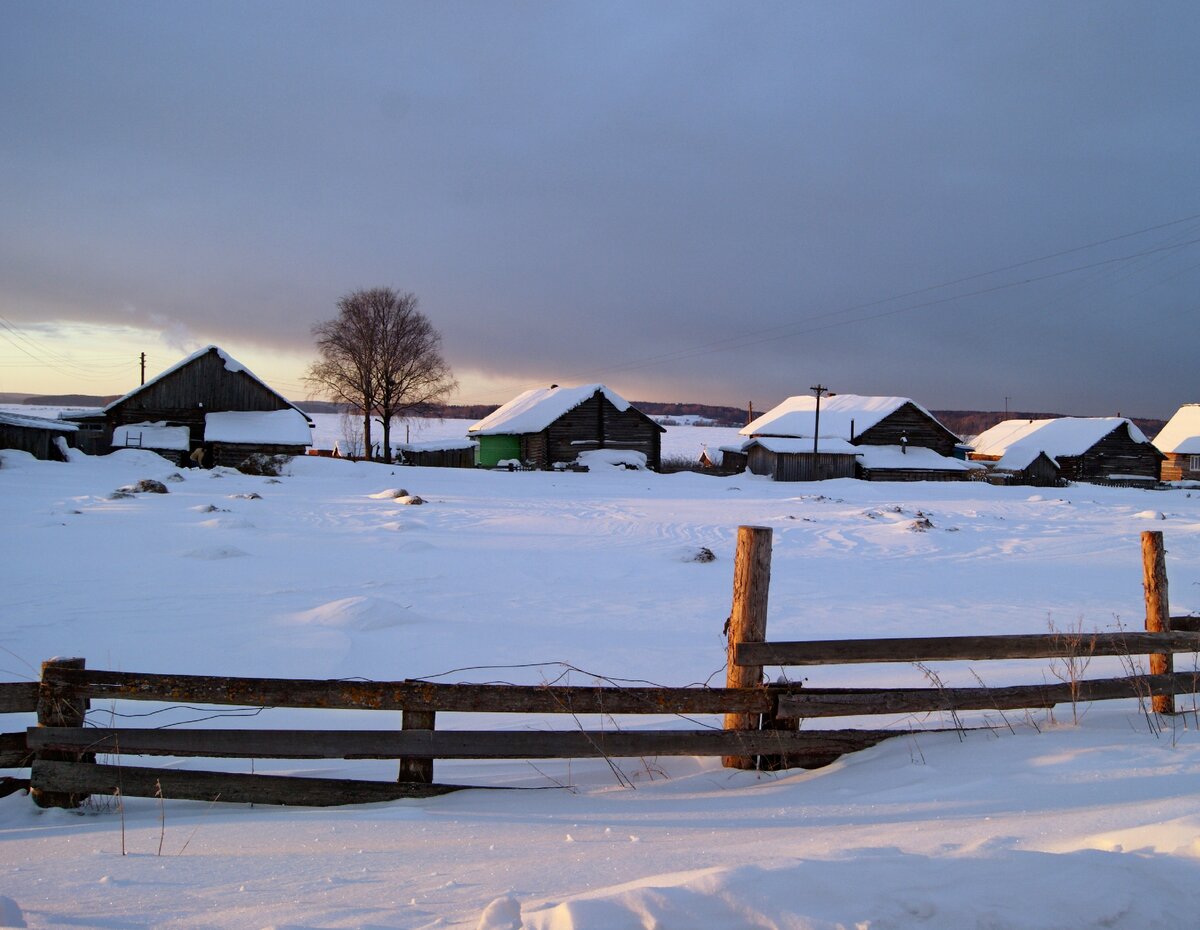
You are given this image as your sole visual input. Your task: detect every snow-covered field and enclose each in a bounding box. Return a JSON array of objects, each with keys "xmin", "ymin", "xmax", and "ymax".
[{"xmin": 3, "ymin": 415, "xmax": 1200, "ymax": 929}]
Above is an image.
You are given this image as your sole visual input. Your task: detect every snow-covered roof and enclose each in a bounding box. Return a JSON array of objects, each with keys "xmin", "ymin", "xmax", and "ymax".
[
  {"xmin": 971, "ymin": 417, "xmax": 1149, "ymax": 459},
  {"xmin": 394, "ymin": 438, "xmax": 478, "ymax": 452},
  {"xmin": 741, "ymin": 394, "xmax": 948, "ymax": 440},
  {"xmin": 993, "ymin": 445, "xmax": 1058, "ymax": 472},
  {"xmin": 855, "ymin": 445, "xmax": 974, "ymax": 471},
  {"xmin": 1153, "ymin": 404, "xmax": 1200, "ymax": 454},
  {"xmin": 0, "ymin": 411, "xmax": 79, "ymax": 432},
  {"xmin": 112, "ymin": 422, "xmax": 190, "ymax": 451},
  {"xmin": 104, "ymin": 345, "xmax": 298, "ymax": 414},
  {"xmin": 743, "ymin": 436, "xmax": 861, "ymax": 455},
  {"xmin": 469, "ymin": 384, "xmax": 646, "ymax": 435},
  {"xmin": 204, "ymin": 409, "xmax": 313, "ymax": 446},
  {"xmin": 57, "ymin": 408, "xmax": 105, "ymax": 420}
]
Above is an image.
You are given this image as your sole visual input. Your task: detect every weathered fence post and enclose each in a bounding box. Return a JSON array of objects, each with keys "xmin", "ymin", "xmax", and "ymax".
[
  {"xmin": 398, "ymin": 710, "xmax": 435, "ymax": 784},
  {"xmin": 723, "ymin": 525, "xmax": 773, "ymax": 769},
  {"xmin": 1142, "ymin": 530, "xmax": 1174, "ymax": 715},
  {"xmin": 32, "ymin": 657, "xmax": 91, "ymax": 809}
]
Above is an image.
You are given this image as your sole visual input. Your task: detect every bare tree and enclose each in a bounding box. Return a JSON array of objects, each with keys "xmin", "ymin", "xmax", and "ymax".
[
  {"xmin": 373, "ymin": 292, "xmax": 457, "ymax": 460},
  {"xmin": 306, "ymin": 288, "xmax": 456, "ymax": 461}
]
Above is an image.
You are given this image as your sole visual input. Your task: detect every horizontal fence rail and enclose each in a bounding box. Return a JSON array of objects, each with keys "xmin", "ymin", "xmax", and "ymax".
[
  {"xmin": 28, "ymin": 726, "xmax": 905, "ymax": 761},
  {"xmin": 0, "ymin": 682, "xmax": 38, "ymax": 714},
  {"xmin": 736, "ymin": 631, "xmax": 1200, "ymax": 667},
  {"xmin": 31, "ymin": 761, "xmax": 466, "ymax": 806},
  {"xmin": 39, "ymin": 668, "xmax": 778, "ymax": 715},
  {"xmin": 780, "ymin": 672, "xmax": 1200, "ymax": 718}
]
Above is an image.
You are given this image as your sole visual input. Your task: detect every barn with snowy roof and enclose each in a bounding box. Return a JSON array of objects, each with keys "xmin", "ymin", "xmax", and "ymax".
[
  {"xmin": 969, "ymin": 417, "xmax": 1162, "ymax": 485},
  {"xmin": 0, "ymin": 410, "xmax": 79, "ymax": 462},
  {"xmin": 468, "ymin": 384, "xmax": 664, "ymax": 470},
  {"xmin": 738, "ymin": 394, "xmax": 969, "ymax": 482},
  {"xmin": 102, "ymin": 346, "xmax": 313, "ymax": 468},
  {"xmin": 1153, "ymin": 404, "xmax": 1200, "ymax": 482}
]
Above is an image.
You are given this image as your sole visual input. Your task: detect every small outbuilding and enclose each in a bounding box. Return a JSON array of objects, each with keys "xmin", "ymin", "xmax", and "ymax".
[
  {"xmin": 1154, "ymin": 404, "xmax": 1200, "ymax": 482},
  {"xmin": 739, "ymin": 394, "xmax": 968, "ymax": 482},
  {"xmin": 104, "ymin": 346, "xmax": 313, "ymax": 468},
  {"xmin": 393, "ymin": 438, "xmax": 478, "ymax": 468},
  {"xmin": 468, "ymin": 384, "xmax": 665, "ymax": 471},
  {"xmin": 969, "ymin": 417, "xmax": 1162, "ymax": 485},
  {"xmin": 0, "ymin": 411, "xmax": 78, "ymax": 461},
  {"xmin": 985, "ymin": 447, "xmax": 1063, "ymax": 487}
]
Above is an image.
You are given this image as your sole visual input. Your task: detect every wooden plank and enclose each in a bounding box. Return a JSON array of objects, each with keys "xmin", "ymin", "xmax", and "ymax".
[
  {"xmin": 0, "ymin": 682, "xmax": 39, "ymax": 714},
  {"xmin": 28, "ymin": 726, "xmax": 912, "ymax": 760},
  {"xmin": 31, "ymin": 761, "xmax": 465, "ymax": 807},
  {"xmin": 0, "ymin": 731, "xmax": 32, "ymax": 768},
  {"xmin": 44, "ymin": 668, "xmax": 775, "ymax": 715},
  {"xmin": 1172, "ymin": 616, "xmax": 1200, "ymax": 633},
  {"xmin": 737, "ymin": 631, "xmax": 1200, "ymax": 667},
  {"xmin": 778, "ymin": 672, "xmax": 1200, "ymax": 718}
]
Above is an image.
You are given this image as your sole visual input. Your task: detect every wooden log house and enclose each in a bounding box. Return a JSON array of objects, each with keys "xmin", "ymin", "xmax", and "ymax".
[
  {"xmin": 739, "ymin": 394, "xmax": 972, "ymax": 482},
  {"xmin": 969, "ymin": 417, "xmax": 1162, "ymax": 485},
  {"xmin": 104, "ymin": 346, "xmax": 313, "ymax": 468},
  {"xmin": 468, "ymin": 384, "xmax": 664, "ymax": 471},
  {"xmin": 1153, "ymin": 404, "xmax": 1200, "ymax": 482}
]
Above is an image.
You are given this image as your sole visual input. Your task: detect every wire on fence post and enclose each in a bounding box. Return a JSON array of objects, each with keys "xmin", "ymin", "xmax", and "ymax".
[
  {"xmin": 723, "ymin": 525, "xmax": 773, "ymax": 770},
  {"xmin": 1142, "ymin": 530, "xmax": 1174, "ymax": 715}
]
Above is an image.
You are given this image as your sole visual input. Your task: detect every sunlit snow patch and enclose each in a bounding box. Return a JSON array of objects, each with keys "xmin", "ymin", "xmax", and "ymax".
[{"xmin": 285, "ymin": 595, "xmax": 417, "ymax": 631}]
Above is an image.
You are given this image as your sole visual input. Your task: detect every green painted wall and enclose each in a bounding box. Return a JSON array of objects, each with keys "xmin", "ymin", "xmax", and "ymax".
[{"xmin": 476, "ymin": 434, "xmax": 522, "ymax": 467}]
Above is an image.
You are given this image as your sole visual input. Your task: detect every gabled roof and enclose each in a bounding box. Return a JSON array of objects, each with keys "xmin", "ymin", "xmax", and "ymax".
[
  {"xmin": 740, "ymin": 394, "xmax": 946, "ymax": 440},
  {"xmin": 971, "ymin": 417, "xmax": 1150, "ymax": 459},
  {"xmin": 204, "ymin": 409, "xmax": 313, "ymax": 446},
  {"xmin": 1154, "ymin": 404, "xmax": 1200, "ymax": 454},
  {"xmin": 993, "ymin": 446, "xmax": 1060, "ymax": 472},
  {"xmin": 104, "ymin": 345, "xmax": 304, "ymax": 417},
  {"xmin": 469, "ymin": 384, "xmax": 662, "ymax": 435}
]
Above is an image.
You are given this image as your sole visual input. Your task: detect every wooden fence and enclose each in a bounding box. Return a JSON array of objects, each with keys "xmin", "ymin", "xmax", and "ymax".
[{"xmin": 2, "ymin": 529, "xmax": 1195, "ymax": 807}]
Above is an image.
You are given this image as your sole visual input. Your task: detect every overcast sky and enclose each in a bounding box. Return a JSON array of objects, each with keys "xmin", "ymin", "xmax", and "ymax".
[{"xmin": 3, "ymin": 1, "xmax": 1198, "ymax": 416}]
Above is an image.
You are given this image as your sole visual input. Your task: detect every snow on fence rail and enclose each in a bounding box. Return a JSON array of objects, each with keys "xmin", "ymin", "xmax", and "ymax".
[{"xmin": 2, "ymin": 530, "xmax": 1195, "ymax": 808}]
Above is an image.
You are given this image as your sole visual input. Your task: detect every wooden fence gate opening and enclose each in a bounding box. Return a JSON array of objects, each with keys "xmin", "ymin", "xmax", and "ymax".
[{"xmin": 1, "ymin": 529, "xmax": 1194, "ymax": 807}]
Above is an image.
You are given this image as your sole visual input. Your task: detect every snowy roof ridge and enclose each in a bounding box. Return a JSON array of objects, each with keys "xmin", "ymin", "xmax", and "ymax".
[
  {"xmin": 468, "ymin": 384, "xmax": 638, "ymax": 435},
  {"xmin": 1153, "ymin": 404, "xmax": 1200, "ymax": 454},
  {"xmin": 0, "ymin": 410, "xmax": 79, "ymax": 431},
  {"xmin": 971, "ymin": 417, "xmax": 1149, "ymax": 458},
  {"xmin": 740, "ymin": 394, "xmax": 943, "ymax": 440},
  {"xmin": 104, "ymin": 345, "xmax": 298, "ymax": 415}
]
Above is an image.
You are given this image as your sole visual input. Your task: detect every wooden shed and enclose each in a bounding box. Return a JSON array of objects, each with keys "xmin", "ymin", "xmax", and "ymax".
[
  {"xmin": 1154, "ymin": 404, "xmax": 1200, "ymax": 482},
  {"xmin": 743, "ymin": 437, "xmax": 859, "ymax": 481},
  {"xmin": 969, "ymin": 417, "xmax": 1162, "ymax": 485},
  {"xmin": 739, "ymin": 394, "xmax": 969, "ymax": 482},
  {"xmin": 469, "ymin": 385, "xmax": 664, "ymax": 471},
  {"xmin": 104, "ymin": 346, "xmax": 313, "ymax": 468},
  {"xmin": 984, "ymin": 448, "xmax": 1063, "ymax": 487},
  {"xmin": 394, "ymin": 438, "xmax": 478, "ymax": 468},
  {"xmin": 0, "ymin": 411, "xmax": 78, "ymax": 462}
]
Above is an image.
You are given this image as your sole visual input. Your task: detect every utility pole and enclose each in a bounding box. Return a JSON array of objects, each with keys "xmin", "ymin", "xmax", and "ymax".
[
  {"xmin": 810, "ymin": 384, "xmax": 828, "ymax": 456},
  {"xmin": 140, "ymin": 352, "xmax": 146, "ymax": 385},
  {"xmin": 1004, "ymin": 395, "xmax": 1010, "ymax": 418}
]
